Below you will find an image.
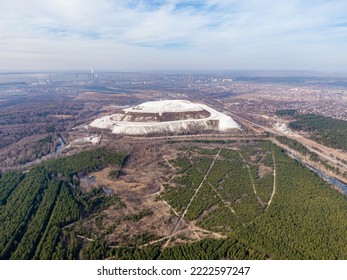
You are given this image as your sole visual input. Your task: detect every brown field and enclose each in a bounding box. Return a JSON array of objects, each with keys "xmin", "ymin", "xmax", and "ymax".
[
  {"xmin": 258, "ymin": 164, "xmax": 273, "ymax": 178},
  {"xmin": 75, "ymin": 141, "xmax": 233, "ymax": 248},
  {"xmin": 77, "ymin": 142, "xmax": 182, "ymax": 246}
]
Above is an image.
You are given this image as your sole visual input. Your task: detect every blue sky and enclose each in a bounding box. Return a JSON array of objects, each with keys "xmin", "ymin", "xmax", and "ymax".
[{"xmin": 1, "ymin": 0, "xmax": 347, "ymax": 72}]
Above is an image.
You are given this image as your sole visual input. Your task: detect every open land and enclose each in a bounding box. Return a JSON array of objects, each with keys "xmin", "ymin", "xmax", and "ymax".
[{"xmin": 0, "ymin": 71, "xmax": 347, "ymax": 259}]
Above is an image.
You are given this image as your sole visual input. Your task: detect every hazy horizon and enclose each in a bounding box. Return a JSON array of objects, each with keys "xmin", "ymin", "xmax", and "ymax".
[
  {"xmin": 1, "ymin": 0, "xmax": 347, "ymax": 72},
  {"xmin": 1, "ymin": 69, "xmax": 347, "ymax": 77}
]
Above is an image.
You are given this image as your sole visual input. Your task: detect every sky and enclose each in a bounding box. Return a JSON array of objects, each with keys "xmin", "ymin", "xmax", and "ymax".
[{"xmin": 1, "ymin": 0, "xmax": 347, "ymax": 72}]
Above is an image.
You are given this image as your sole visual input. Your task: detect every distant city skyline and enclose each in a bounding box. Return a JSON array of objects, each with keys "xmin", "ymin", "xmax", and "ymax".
[{"xmin": 1, "ymin": 0, "xmax": 347, "ymax": 72}]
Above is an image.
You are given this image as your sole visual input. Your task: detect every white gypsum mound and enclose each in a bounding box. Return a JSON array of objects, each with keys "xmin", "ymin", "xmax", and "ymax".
[{"xmin": 90, "ymin": 100, "xmax": 240, "ymax": 135}]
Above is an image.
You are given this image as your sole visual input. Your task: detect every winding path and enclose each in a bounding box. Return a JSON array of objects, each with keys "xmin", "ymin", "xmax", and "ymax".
[
  {"xmin": 237, "ymin": 151, "xmax": 264, "ymax": 207},
  {"xmin": 267, "ymin": 151, "xmax": 277, "ymax": 208},
  {"xmin": 205, "ymin": 181, "xmax": 240, "ymax": 220}
]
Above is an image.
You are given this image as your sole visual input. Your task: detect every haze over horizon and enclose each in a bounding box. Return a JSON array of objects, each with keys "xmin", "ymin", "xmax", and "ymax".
[{"xmin": 1, "ymin": 0, "xmax": 347, "ymax": 72}]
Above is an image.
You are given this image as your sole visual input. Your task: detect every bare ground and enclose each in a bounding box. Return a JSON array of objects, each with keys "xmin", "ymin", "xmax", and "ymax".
[{"xmin": 76, "ymin": 141, "xmax": 276, "ymax": 249}]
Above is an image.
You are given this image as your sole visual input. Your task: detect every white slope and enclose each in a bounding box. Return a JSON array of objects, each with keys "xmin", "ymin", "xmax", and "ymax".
[
  {"xmin": 65, "ymin": 135, "xmax": 101, "ymax": 149},
  {"xmin": 90, "ymin": 100, "xmax": 240, "ymax": 135}
]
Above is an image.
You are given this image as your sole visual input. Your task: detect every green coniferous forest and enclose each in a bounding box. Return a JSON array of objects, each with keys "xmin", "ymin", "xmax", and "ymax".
[
  {"xmin": 288, "ymin": 114, "xmax": 347, "ymax": 151},
  {"xmin": 1, "ymin": 142, "xmax": 347, "ymax": 260}
]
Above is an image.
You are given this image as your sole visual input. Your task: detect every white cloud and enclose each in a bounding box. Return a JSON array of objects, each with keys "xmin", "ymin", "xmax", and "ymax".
[{"xmin": 0, "ymin": 0, "xmax": 347, "ymax": 71}]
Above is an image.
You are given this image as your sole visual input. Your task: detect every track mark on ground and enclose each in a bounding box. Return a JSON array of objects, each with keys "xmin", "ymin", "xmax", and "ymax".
[
  {"xmin": 164, "ymin": 145, "xmax": 223, "ymax": 248},
  {"xmin": 237, "ymin": 151, "xmax": 265, "ymax": 207},
  {"xmin": 267, "ymin": 150, "xmax": 277, "ymax": 209}
]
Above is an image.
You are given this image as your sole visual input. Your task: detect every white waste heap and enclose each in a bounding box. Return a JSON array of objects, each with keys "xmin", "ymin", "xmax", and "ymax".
[{"xmin": 90, "ymin": 100, "xmax": 240, "ymax": 135}]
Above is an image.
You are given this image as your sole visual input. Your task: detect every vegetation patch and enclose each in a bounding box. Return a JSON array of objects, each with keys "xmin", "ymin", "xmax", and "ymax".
[
  {"xmin": 1, "ymin": 141, "xmax": 347, "ymax": 260},
  {"xmin": 289, "ymin": 114, "xmax": 347, "ymax": 150},
  {"xmin": 275, "ymin": 109, "xmax": 297, "ymax": 116}
]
